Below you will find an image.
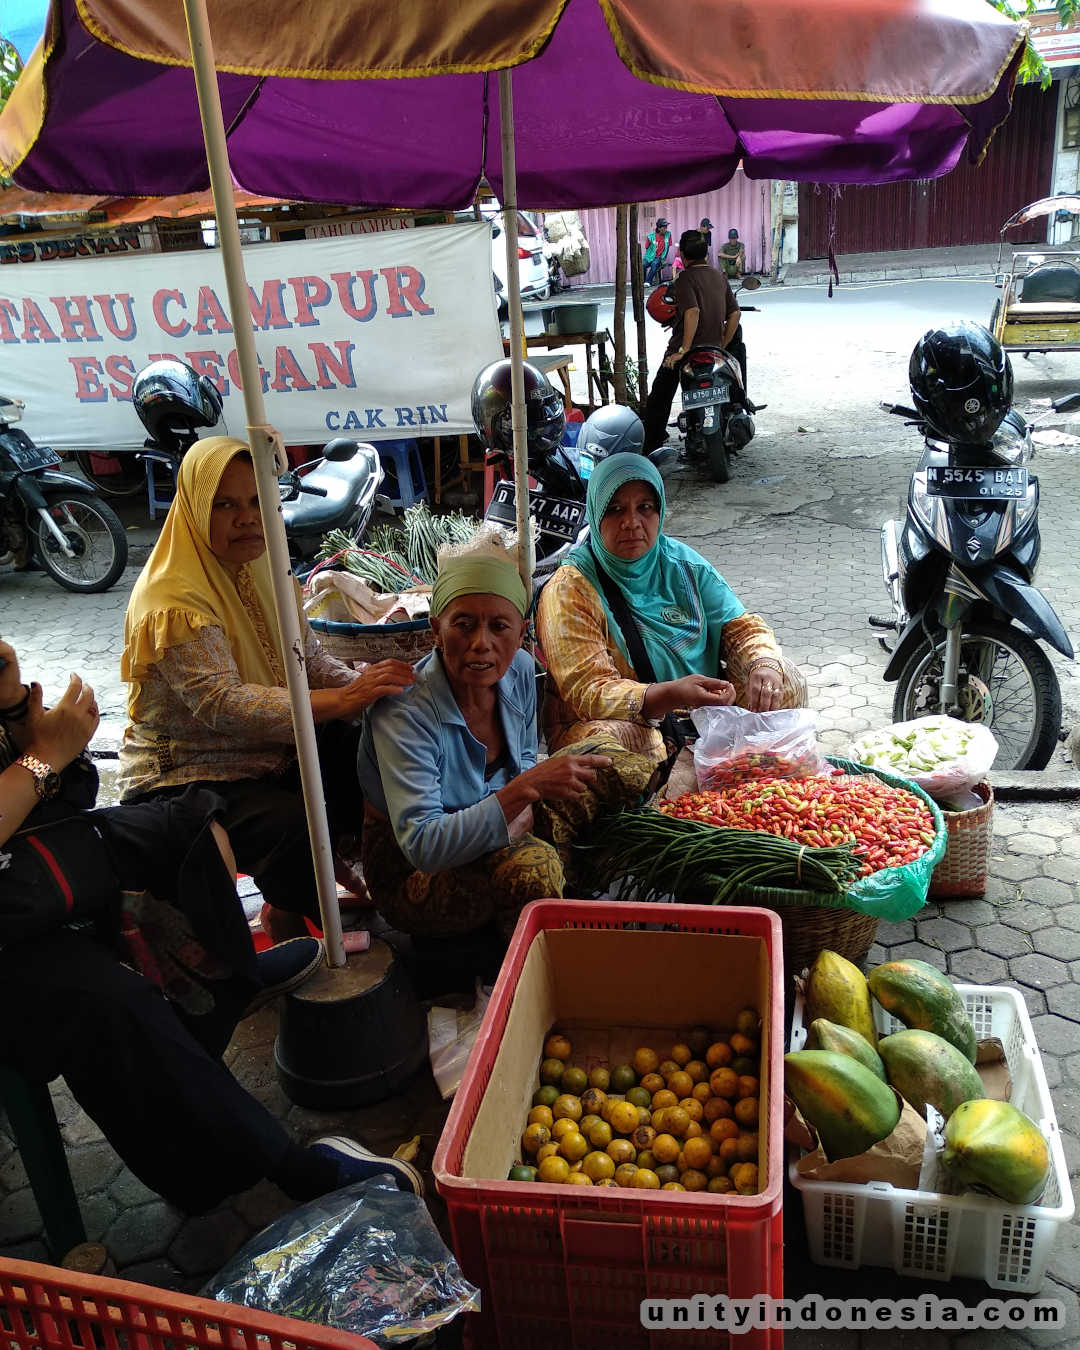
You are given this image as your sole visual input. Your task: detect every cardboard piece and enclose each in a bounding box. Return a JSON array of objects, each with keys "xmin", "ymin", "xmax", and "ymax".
[
  {"xmin": 461, "ymin": 926, "xmax": 774, "ymax": 1186},
  {"xmin": 793, "ymin": 1087, "xmax": 926, "ymax": 1188}
]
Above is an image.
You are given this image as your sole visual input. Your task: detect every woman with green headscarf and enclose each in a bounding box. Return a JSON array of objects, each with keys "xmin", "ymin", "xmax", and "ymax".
[
  {"xmin": 356, "ymin": 533, "xmax": 653, "ymax": 940},
  {"xmin": 537, "ymin": 452, "xmax": 806, "ymax": 760}
]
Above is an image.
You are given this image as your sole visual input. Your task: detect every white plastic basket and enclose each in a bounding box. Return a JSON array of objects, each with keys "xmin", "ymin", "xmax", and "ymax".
[{"xmin": 788, "ymin": 984, "xmax": 1075, "ymax": 1293}]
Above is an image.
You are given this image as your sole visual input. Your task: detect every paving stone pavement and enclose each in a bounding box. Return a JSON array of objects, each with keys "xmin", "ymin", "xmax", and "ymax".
[{"xmin": 2, "ymin": 292, "xmax": 1080, "ymax": 1345}]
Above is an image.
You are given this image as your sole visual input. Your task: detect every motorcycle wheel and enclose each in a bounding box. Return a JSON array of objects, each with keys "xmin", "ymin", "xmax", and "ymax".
[
  {"xmin": 704, "ymin": 427, "xmax": 730, "ymax": 483},
  {"xmin": 73, "ymin": 450, "xmax": 145, "ymax": 498},
  {"xmin": 35, "ymin": 490, "xmax": 128, "ymax": 592},
  {"xmin": 892, "ymin": 618, "xmax": 1061, "ymax": 770}
]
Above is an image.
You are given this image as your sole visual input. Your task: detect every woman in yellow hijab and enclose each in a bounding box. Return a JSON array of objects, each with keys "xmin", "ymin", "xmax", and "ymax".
[{"xmin": 119, "ymin": 438, "xmax": 415, "ymax": 941}]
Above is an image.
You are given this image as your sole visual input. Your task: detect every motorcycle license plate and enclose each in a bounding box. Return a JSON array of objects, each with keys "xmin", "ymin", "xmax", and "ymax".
[
  {"xmin": 485, "ymin": 480, "xmax": 585, "ymax": 544},
  {"xmin": 682, "ymin": 386, "xmax": 722, "ymax": 409},
  {"xmin": 2, "ymin": 439, "xmax": 61, "ymax": 471},
  {"xmin": 925, "ymin": 465, "xmax": 1029, "ymax": 501}
]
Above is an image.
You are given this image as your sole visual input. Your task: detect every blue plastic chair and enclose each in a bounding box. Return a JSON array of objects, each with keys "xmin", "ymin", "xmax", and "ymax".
[{"xmin": 377, "ymin": 439, "xmax": 428, "ymax": 510}]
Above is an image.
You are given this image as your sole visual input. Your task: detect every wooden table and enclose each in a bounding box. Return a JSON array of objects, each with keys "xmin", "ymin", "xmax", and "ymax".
[{"xmin": 502, "ymin": 331, "xmax": 613, "ymax": 409}]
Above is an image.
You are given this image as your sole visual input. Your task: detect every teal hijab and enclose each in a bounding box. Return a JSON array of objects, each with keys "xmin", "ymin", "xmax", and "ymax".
[{"xmin": 564, "ymin": 452, "xmax": 734, "ymax": 682}]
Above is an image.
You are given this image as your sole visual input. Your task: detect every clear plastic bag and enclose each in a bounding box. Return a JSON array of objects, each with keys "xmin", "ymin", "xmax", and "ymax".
[
  {"xmin": 427, "ymin": 978, "xmax": 491, "ymax": 1101},
  {"xmin": 690, "ymin": 705, "xmax": 829, "ymax": 791},
  {"xmin": 203, "ymin": 1180, "xmax": 479, "ymax": 1346},
  {"xmin": 850, "ymin": 716, "xmax": 998, "ymax": 801}
]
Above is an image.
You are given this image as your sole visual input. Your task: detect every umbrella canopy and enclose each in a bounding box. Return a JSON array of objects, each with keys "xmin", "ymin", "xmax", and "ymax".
[
  {"xmin": 1001, "ymin": 194, "xmax": 1080, "ymax": 232},
  {"xmin": 2, "ymin": 0, "xmax": 1025, "ymax": 204}
]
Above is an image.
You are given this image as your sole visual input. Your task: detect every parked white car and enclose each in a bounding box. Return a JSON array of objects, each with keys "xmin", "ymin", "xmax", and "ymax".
[{"xmin": 455, "ymin": 205, "xmax": 550, "ymax": 315}]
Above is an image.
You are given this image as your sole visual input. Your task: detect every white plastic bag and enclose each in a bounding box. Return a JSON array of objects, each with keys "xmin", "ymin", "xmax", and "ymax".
[
  {"xmin": 850, "ymin": 716, "xmax": 998, "ymax": 801},
  {"xmin": 690, "ymin": 706, "xmax": 829, "ymax": 791},
  {"xmin": 427, "ymin": 978, "xmax": 491, "ymax": 1100}
]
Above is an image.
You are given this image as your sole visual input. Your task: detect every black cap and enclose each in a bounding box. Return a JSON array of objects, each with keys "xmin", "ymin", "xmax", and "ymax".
[
  {"xmin": 700, "ymin": 218, "xmax": 713, "ymax": 229},
  {"xmin": 728, "ymin": 227, "xmax": 740, "ymax": 238},
  {"xmin": 656, "ymin": 218, "xmax": 670, "ymax": 229}
]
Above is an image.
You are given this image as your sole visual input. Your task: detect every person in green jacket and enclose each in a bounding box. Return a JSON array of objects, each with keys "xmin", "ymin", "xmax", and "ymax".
[{"xmin": 643, "ymin": 218, "xmax": 672, "ymax": 284}]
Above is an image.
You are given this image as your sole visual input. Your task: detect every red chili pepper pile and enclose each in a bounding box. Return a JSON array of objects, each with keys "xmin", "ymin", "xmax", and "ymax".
[
  {"xmin": 659, "ymin": 775, "xmax": 936, "ymax": 878},
  {"xmin": 700, "ymin": 749, "xmax": 819, "ymax": 791}
]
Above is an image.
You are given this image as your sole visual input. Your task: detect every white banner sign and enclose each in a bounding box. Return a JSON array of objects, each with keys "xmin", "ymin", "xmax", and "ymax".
[{"xmin": 0, "ymin": 222, "xmax": 501, "ymax": 451}]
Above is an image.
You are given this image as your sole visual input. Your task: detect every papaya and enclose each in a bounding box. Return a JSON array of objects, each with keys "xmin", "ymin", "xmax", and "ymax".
[
  {"xmin": 805, "ymin": 949, "xmax": 877, "ymax": 1049},
  {"xmin": 867, "ymin": 959, "xmax": 977, "ymax": 1063},
  {"xmin": 942, "ymin": 1098, "xmax": 1051, "ymax": 1206},
  {"xmin": 805, "ymin": 1017, "xmax": 888, "ymax": 1082},
  {"xmin": 784, "ymin": 1049, "xmax": 900, "ymax": 1162},
  {"xmin": 877, "ymin": 1029, "xmax": 984, "ymax": 1120}
]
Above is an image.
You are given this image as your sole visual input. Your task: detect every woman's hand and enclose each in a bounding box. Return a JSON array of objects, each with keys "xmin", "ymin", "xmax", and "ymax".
[
  {"xmin": 745, "ymin": 663, "xmax": 784, "ymax": 712},
  {"xmin": 497, "ymin": 753, "xmax": 613, "ymax": 824},
  {"xmin": 644, "ymin": 675, "xmax": 735, "ymax": 719},
  {"xmin": 520, "ymin": 754, "xmax": 614, "ymax": 802},
  {"xmin": 25, "ymin": 674, "xmax": 99, "ymax": 769},
  {"xmin": 331, "ymin": 660, "xmax": 417, "ymax": 719},
  {"xmin": 0, "ymin": 640, "xmax": 23, "ymax": 709}
]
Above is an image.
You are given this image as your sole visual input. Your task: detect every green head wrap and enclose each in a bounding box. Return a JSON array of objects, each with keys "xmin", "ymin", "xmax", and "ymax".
[{"xmin": 430, "ymin": 554, "xmax": 528, "ymax": 618}]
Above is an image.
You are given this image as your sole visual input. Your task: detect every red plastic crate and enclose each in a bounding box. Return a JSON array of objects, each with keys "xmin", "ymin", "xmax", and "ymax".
[
  {"xmin": 433, "ymin": 900, "xmax": 785, "ymax": 1349},
  {"xmin": 0, "ymin": 1257, "xmax": 378, "ymax": 1350}
]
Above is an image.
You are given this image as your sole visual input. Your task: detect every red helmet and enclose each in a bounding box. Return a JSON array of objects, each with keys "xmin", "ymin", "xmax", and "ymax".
[{"xmin": 646, "ymin": 283, "xmax": 677, "ymax": 327}]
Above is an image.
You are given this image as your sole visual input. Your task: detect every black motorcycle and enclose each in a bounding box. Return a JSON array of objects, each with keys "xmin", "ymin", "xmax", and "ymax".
[
  {"xmin": 677, "ymin": 277, "xmax": 763, "ymax": 483},
  {"xmin": 872, "ymin": 398, "xmax": 1077, "ymax": 769},
  {"xmin": 131, "ymin": 360, "xmax": 384, "ymax": 572},
  {"xmin": 0, "ymin": 395, "xmax": 128, "ymax": 592}
]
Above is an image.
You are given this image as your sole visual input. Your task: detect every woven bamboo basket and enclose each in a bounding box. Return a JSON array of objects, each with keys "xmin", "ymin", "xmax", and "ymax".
[
  {"xmin": 928, "ymin": 779, "xmax": 994, "ymax": 898},
  {"xmin": 308, "ymin": 615, "xmax": 435, "ymax": 666}
]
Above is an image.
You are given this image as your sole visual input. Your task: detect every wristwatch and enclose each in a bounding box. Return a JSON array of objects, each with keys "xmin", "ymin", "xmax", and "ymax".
[{"xmin": 14, "ymin": 753, "xmax": 61, "ymax": 801}]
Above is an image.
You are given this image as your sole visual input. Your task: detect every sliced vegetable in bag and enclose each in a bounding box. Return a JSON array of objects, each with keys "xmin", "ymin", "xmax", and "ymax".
[{"xmin": 850, "ymin": 716, "xmax": 997, "ymax": 801}]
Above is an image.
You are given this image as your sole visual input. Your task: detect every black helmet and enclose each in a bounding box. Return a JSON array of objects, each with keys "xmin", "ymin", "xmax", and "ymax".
[
  {"xmin": 908, "ymin": 322, "xmax": 1013, "ymax": 443},
  {"xmin": 471, "ymin": 359, "xmax": 565, "ymax": 459},
  {"xmin": 133, "ymin": 360, "xmax": 223, "ymax": 453},
  {"xmin": 578, "ymin": 403, "xmax": 645, "ymax": 462}
]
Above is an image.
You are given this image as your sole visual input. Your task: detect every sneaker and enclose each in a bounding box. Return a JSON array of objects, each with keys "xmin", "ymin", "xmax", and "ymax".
[
  {"xmin": 309, "ymin": 1135, "xmax": 424, "ymax": 1196},
  {"xmin": 243, "ymin": 936, "xmax": 324, "ymax": 1015}
]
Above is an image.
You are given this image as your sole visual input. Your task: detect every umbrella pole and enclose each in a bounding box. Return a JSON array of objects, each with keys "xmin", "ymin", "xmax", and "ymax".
[
  {"xmin": 497, "ymin": 70, "xmax": 534, "ymax": 591},
  {"xmin": 181, "ymin": 0, "xmax": 345, "ymax": 966}
]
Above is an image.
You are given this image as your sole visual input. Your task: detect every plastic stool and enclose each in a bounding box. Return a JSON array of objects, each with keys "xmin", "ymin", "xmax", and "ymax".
[
  {"xmin": 377, "ymin": 439, "xmax": 428, "ymax": 510},
  {"xmin": 0, "ymin": 1064, "xmax": 86, "ymax": 1259},
  {"xmin": 143, "ymin": 450, "xmax": 178, "ymax": 519}
]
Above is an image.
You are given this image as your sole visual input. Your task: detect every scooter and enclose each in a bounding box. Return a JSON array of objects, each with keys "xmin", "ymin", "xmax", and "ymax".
[
  {"xmin": 132, "ymin": 361, "xmax": 384, "ymax": 572},
  {"xmin": 482, "ymin": 411, "xmax": 676, "ymax": 583},
  {"xmin": 677, "ymin": 277, "xmax": 763, "ymax": 484},
  {"xmin": 0, "ymin": 395, "xmax": 128, "ymax": 592},
  {"xmin": 870, "ymin": 395, "xmax": 1079, "ymax": 769}
]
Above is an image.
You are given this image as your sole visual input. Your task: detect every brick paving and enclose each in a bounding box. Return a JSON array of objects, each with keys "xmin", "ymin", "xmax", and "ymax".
[{"xmin": 2, "ymin": 264, "xmax": 1079, "ymax": 1346}]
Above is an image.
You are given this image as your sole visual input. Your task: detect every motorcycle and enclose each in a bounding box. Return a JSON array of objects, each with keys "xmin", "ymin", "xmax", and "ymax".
[
  {"xmin": 870, "ymin": 395, "xmax": 1078, "ymax": 769},
  {"xmin": 483, "ymin": 434, "xmax": 678, "ymax": 582},
  {"xmin": 132, "ymin": 360, "xmax": 384, "ymax": 572},
  {"xmin": 676, "ymin": 276, "xmax": 763, "ymax": 483},
  {"xmin": 0, "ymin": 395, "xmax": 128, "ymax": 592}
]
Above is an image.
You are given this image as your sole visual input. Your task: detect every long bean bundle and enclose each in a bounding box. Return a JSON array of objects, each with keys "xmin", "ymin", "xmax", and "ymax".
[
  {"xmin": 579, "ymin": 808, "xmax": 864, "ymax": 907},
  {"xmin": 319, "ymin": 506, "xmax": 481, "ymax": 591}
]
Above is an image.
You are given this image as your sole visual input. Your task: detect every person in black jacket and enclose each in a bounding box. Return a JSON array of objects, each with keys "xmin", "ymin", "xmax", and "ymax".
[{"xmin": 0, "ymin": 639, "xmax": 422, "ymax": 1213}]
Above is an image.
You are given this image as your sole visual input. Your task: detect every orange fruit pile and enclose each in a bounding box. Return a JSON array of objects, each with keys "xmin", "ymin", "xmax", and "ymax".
[{"xmin": 508, "ymin": 1020, "xmax": 762, "ymax": 1195}]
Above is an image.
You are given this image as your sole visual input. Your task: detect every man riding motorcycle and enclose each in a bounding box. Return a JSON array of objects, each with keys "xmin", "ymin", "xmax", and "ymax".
[{"xmin": 642, "ymin": 230, "xmax": 744, "ymax": 453}]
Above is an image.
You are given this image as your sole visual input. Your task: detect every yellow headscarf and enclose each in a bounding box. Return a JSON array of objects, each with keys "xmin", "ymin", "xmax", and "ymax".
[{"xmin": 122, "ymin": 436, "xmax": 302, "ymax": 719}]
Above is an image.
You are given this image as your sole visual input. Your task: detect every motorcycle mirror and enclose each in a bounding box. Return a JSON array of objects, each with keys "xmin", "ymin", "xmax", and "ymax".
[
  {"xmin": 1052, "ymin": 392, "xmax": 1080, "ymax": 413},
  {"xmin": 739, "ymin": 276, "xmax": 761, "ymax": 292},
  {"xmin": 323, "ymin": 438, "xmax": 360, "ymax": 461}
]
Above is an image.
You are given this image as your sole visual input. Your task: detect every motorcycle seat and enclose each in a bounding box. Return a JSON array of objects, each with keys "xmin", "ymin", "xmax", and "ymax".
[{"xmin": 280, "ymin": 457, "xmax": 374, "ymax": 532}]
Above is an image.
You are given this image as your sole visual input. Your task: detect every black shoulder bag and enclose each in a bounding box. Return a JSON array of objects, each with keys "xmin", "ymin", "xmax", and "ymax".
[{"xmin": 587, "ymin": 546, "xmax": 696, "ymax": 775}]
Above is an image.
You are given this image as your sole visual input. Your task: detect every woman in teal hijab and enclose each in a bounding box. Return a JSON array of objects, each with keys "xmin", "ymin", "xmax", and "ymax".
[{"xmin": 537, "ymin": 452, "xmax": 806, "ymax": 759}]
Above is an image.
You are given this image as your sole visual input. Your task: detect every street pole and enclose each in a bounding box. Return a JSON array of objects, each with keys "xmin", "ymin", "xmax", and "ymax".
[
  {"xmin": 181, "ymin": 0, "xmax": 345, "ymax": 966},
  {"xmin": 498, "ymin": 70, "xmax": 535, "ymax": 592},
  {"xmin": 613, "ymin": 205, "xmax": 628, "ymax": 404}
]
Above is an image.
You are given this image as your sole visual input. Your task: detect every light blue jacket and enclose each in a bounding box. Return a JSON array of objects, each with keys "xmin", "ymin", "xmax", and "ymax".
[{"xmin": 357, "ymin": 647, "xmax": 537, "ymax": 874}]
